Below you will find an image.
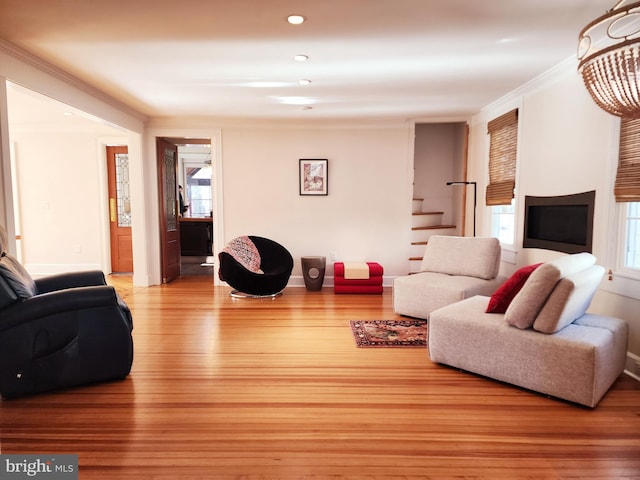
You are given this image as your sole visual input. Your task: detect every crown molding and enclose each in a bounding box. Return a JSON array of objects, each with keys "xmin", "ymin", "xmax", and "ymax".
[
  {"xmin": 0, "ymin": 39, "xmax": 146, "ymax": 122},
  {"xmin": 478, "ymin": 54, "xmax": 580, "ymax": 122}
]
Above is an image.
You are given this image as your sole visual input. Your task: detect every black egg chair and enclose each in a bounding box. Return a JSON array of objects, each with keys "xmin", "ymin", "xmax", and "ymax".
[{"xmin": 218, "ymin": 236, "xmax": 293, "ymax": 298}]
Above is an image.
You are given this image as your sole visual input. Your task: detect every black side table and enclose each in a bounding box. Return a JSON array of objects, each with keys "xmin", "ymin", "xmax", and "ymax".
[{"xmin": 301, "ymin": 256, "xmax": 326, "ymax": 291}]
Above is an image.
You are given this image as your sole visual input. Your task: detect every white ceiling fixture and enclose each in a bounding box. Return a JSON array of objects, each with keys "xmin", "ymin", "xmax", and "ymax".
[
  {"xmin": 578, "ymin": 0, "xmax": 640, "ymax": 118},
  {"xmin": 287, "ymin": 14, "xmax": 305, "ymax": 25}
]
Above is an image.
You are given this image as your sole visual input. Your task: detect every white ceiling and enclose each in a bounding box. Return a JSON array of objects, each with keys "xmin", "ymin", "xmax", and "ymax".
[{"xmin": 0, "ymin": 0, "xmax": 610, "ymax": 121}]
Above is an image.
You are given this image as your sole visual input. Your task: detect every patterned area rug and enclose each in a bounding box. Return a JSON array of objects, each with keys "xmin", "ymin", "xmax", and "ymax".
[{"xmin": 349, "ymin": 319, "xmax": 428, "ymax": 348}]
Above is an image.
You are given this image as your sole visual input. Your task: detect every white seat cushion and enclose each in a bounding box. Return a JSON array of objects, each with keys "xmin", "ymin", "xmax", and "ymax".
[
  {"xmin": 393, "ymin": 271, "xmax": 505, "ymax": 319},
  {"xmin": 420, "ymin": 236, "xmax": 501, "ymax": 280}
]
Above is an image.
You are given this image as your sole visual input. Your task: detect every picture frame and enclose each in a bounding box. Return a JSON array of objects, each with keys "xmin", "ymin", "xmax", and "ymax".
[{"xmin": 299, "ymin": 159, "xmax": 328, "ymax": 196}]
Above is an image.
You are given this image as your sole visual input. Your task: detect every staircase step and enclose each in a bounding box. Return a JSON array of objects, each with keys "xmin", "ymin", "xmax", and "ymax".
[
  {"xmin": 412, "ymin": 224, "xmax": 456, "ymax": 231},
  {"xmin": 412, "ymin": 212, "xmax": 446, "ymax": 228},
  {"xmin": 411, "ymin": 225, "xmax": 457, "ymax": 245}
]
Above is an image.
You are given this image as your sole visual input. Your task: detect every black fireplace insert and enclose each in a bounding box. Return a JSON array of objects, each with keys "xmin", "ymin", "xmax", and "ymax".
[{"xmin": 523, "ymin": 190, "xmax": 595, "ymax": 254}]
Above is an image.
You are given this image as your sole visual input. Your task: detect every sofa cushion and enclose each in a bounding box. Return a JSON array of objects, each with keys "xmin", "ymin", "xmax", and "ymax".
[
  {"xmin": 0, "ymin": 225, "xmax": 7, "ymax": 254},
  {"xmin": 504, "ymin": 252, "xmax": 596, "ymax": 329},
  {"xmin": 0, "ymin": 254, "xmax": 37, "ymax": 309},
  {"xmin": 393, "ymin": 271, "xmax": 505, "ymax": 320},
  {"xmin": 486, "ymin": 263, "xmax": 542, "ymax": 313},
  {"xmin": 420, "ymin": 236, "xmax": 501, "ymax": 280},
  {"xmin": 533, "ymin": 265, "xmax": 604, "ymax": 334}
]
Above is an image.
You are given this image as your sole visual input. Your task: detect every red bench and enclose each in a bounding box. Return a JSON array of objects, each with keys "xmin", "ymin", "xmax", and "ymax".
[{"xmin": 333, "ymin": 262, "xmax": 383, "ymax": 294}]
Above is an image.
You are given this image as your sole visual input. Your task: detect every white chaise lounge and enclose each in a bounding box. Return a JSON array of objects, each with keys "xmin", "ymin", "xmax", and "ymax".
[
  {"xmin": 393, "ymin": 236, "xmax": 506, "ymax": 320},
  {"xmin": 428, "ymin": 252, "xmax": 628, "ymax": 407}
]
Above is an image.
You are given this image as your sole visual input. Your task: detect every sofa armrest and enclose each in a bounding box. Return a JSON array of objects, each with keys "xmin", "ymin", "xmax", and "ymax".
[
  {"xmin": 34, "ymin": 270, "xmax": 107, "ymax": 293},
  {"xmin": 0, "ymin": 285, "xmax": 123, "ymax": 332},
  {"xmin": 0, "ymin": 284, "xmax": 133, "ymax": 399}
]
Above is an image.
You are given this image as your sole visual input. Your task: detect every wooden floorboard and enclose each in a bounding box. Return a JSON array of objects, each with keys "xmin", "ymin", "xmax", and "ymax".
[{"xmin": 1, "ymin": 275, "xmax": 639, "ymax": 479}]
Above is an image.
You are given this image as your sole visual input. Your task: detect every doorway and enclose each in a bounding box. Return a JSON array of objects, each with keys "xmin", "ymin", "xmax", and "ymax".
[
  {"xmin": 157, "ymin": 137, "xmax": 214, "ymax": 279},
  {"xmin": 4, "ymin": 82, "xmax": 137, "ymax": 279}
]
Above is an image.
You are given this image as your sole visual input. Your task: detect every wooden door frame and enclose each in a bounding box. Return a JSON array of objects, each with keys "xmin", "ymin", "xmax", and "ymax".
[
  {"xmin": 148, "ymin": 128, "xmax": 224, "ymax": 285},
  {"xmin": 97, "ymin": 138, "xmax": 132, "ymax": 274},
  {"xmin": 157, "ymin": 137, "xmax": 181, "ymax": 283},
  {"xmin": 461, "ymin": 123, "xmax": 470, "ymax": 236},
  {"xmin": 107, "ymin": 145, "xmax": 133, "ymax": 273}
]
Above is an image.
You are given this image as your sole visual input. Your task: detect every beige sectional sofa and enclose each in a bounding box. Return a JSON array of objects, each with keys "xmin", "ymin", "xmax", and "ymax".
[
  {"xmin": 393, "ymin": 236, "xmax": 506, "ymax": 319},
  {"xmin": 428, "ymin": 252, "xmax": 628, "ymax": 407}
]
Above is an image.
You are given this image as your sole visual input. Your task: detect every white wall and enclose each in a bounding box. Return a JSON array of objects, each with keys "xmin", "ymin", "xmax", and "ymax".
[
  {"xmin": 467, "ymin": 64, "xmax": 640, "ymax": 357},
  {"xmin": 1, "ymin": 43, "xmax": 148, "ymax": 283},
  {"xmin": 220, "ymin": 124, "xmax": 415, "ymax": 283},
  {"xmin": 414, "ymin": 122, "xmax": 466, "ymax": 229},
  {"xmin": 10, "ymin": 130, "xmax": 108, "ymax": 272},
  {"xmin": 5, "ymin": 81, "xmax": 131, "ymax": 275}
]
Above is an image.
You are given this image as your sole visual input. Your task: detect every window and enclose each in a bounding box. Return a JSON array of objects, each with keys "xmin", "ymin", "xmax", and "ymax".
[
  {"xmin": 491, "ymin": 202, "xmax": 515, "ymax": 244},
  {"xmin": 487, "ymin": 109, "xmax": 518, "ymax": 245},
  {"xmin": 186, "ymin": 166, "xmax": 212, "ymax": 218},
  {"xmin": 623, "ymin": 202, "xmax": 640, "ymax": 270},
  {"xmin": 601, "ymin": 119, "xmax": 640, "ymax": 300},
  {"xmin": 615, "ymin": 118, "xmax": 640, "ymax": 276}
]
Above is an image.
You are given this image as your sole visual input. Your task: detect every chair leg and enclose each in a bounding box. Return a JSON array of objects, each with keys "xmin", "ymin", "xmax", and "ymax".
[{"xmin": 229, "ymin": 290, "xmax": 283, "ymax": 299}]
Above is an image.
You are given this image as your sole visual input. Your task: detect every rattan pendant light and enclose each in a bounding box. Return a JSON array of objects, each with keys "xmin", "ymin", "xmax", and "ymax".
[{"xmin": 578, "ymin": 1, "xmax": 640, "ymax": 118}]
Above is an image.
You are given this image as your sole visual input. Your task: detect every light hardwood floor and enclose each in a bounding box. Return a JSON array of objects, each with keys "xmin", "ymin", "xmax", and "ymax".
[{"xmin": 1, "ymin": 275, "xmax": 639, "ymax": 479}]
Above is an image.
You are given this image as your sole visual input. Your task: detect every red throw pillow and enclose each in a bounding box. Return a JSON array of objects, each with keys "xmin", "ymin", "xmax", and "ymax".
[{"xmin": 486, "ymin": 263, "xmax": 543, "ymax": 313}]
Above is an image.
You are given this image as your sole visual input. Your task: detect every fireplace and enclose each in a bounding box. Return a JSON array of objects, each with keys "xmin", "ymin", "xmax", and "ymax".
[{"xmin": 523, "ymin": 190, "xmax": 595, "ymax": 254}]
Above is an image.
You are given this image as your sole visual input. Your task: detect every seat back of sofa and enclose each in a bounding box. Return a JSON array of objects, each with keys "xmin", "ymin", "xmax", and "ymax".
[
  {"xmin": 420, "ymin": 236, "xmax": 501, "ymax": 280},
  {"xmin": 0, "ymin": 254, "xmax": 37, "ymax": 311}
]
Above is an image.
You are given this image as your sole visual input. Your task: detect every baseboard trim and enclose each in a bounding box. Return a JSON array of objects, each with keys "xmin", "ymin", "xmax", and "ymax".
[{"xmin": 288, "ymin": 275, "xmax": 397, "ymax": 288}]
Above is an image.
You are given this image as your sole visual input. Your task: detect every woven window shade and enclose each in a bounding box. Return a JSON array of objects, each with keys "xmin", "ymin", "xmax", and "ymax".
[
  {"xmin": 616, "ymin": 117, "xmax": 640, "ymax": 202},
  {"xmin": 486, "ymin": 109, "xmax": 518, "ymax": 206}
]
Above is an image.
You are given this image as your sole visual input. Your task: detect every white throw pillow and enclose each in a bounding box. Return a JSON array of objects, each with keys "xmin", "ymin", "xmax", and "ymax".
[
  {"xmin": 533, "ymin": 265, "xmax": 604, "ymax": 334},
  {"xmin": 504, "ymin": 252, "xmax": 596, "ymax": 329}
]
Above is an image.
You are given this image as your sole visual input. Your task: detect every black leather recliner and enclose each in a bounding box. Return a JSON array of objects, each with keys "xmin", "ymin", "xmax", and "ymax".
[
  {"xmin": 0, "ymin": 226, "xmax": 133, "ymax": 399},
  {"xmin": 218, "ymin": 235, "xmax": 293, "ymax": 297}
]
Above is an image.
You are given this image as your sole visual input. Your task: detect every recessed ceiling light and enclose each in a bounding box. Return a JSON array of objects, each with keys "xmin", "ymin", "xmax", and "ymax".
[
  {"xmin": 293, "ymin": 54, "xmax": 309, "ymax": 62},
  {"xmin": 298, "ymin": 79, "xmax": 311, "ymax": 86},
  {"xmin": 273, "ymin": 96, "xmax": 315, "ymax": 105},
  {"xmin": 245, "ymin": 81, "xmax": 292, "ymax": 88},
  {"xmin": 287, "ymin": 15, "xmax": 305, "ymax": 25}
]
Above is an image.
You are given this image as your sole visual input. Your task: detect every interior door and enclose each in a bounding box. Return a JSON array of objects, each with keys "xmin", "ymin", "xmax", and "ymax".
[
  {"xmin": 157, "ymin": 137, "xmax": 181, "ymax": 283},
  {"xmin": 107, "ymin": 146, "xmax": 133, "ymax": 273}
]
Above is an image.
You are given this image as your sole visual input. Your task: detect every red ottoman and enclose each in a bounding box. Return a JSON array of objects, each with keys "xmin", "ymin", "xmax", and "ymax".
[{"xmin": 334, "ymin": 262, "xmax": 383, "ymax": 294}]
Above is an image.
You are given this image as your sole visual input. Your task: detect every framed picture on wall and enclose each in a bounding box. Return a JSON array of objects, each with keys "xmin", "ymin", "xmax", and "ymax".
[{"xmin": 299, "ymin": 159, "xmax": 328, "ymax": 196}]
